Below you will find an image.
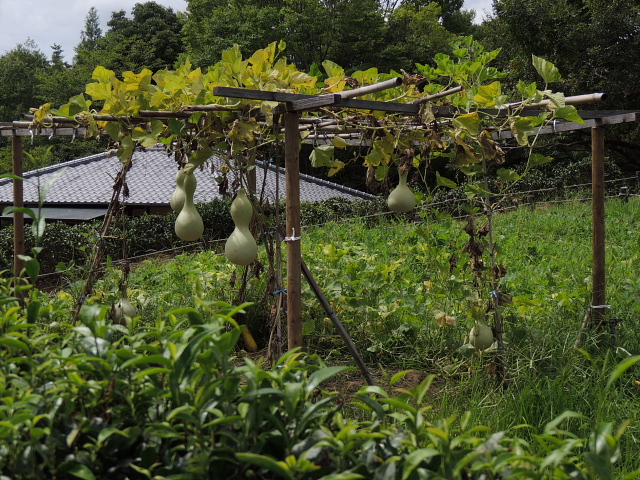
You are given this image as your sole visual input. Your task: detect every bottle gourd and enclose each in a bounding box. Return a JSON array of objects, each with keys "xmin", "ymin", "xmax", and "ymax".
[
  {"xmin": 388, "ymin": 167, "xmax": 416, "ymax": 213},
  {"xmin": 170, "ymin": 168, "xmax": 186, "ymax": 213},
  {"xmin": 468, "ymin": 320, "xmax": 494, "ymax": 351},
  {"xmin": 112, "ymin": 293, "xmax": 136, "ymax": 325},
  {"xmin": 174, "ymin": 172, "xmax": 204, "ymax": 241},
  {"xmin": 225, "ymin": 189, "xmax": 258, "ymax": 265}
]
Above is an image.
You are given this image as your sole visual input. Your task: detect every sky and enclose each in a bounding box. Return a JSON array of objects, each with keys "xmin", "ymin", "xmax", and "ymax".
[{"xmin": 0, "ymin": 0, "xmax": 494, "ymax": 61}]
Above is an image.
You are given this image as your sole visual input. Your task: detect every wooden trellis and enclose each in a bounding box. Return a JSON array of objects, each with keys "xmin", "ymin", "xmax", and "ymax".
[{"xmin": 2, "ymin": 83, "xmax": 639, "ymax": 374}]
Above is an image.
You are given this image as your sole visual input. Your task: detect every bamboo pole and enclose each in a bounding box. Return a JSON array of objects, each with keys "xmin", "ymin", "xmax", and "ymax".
[
  {"xmin": 284, "ymin": 112, "xmax": 303, "ymax": 350},
  {"xmin": 12, "ymin": 136, "xmax": 25, "ymax": 284},
  {"xmin": 339, "ymin": 77, "xmax": 403, "ymax": 99},
  {"xmin": 412, "ymin": 85, "xmax": 464, "ymax": 105},
  {"xmin": 591, "ymin": 125, "xmax": 606, "ymax": 330}
]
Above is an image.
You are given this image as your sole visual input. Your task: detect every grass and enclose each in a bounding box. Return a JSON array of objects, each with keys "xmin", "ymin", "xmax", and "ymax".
[{"xmin": 47, "ymin": 196, "xmax": 640, "ymax": 475}]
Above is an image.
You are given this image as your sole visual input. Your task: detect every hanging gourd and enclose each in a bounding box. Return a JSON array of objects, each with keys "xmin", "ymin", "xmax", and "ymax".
[
  {"xmin": 468, "ymin": 320, "xmax": 494, "ymax": 351},
  {"xmin": 225, "ymin": 188, "xmax": 258, "ymax": 266},
  {"xmin": 388, "ymin": 167, "xmax": 416, "ymax": 212},
  {"xmin": 174, "ymin": 171, "xmax": 204, "ymax": 241},
  {"xmin": 170, "ymin": 167, "xmax": 187, "ymax": 213},
  {"xmin": 112, "ymin": 293, "xmax": 136, "ymax": 325}
]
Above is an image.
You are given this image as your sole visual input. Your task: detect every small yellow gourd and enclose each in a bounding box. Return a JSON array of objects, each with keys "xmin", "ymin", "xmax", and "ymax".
[
  {"xmin": 468, "ymin": 320, "xmax": 494, "ymax": 351},
  {"xmin": 170, "ymin": 168, "xmax": 187, "ymax": 213},
  {"xmin": 388, "ymin": 167, "xmax": 416, "ymax": 212},
  {"xmin": 175, "ymin": 172, "xmax": 204, "ymax": 241},
  {"xmin": 225, "ymin": 189, "xmax": 258, "ymax": 266}
]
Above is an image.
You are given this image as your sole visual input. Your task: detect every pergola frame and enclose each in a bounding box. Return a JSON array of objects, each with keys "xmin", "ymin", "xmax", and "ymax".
[{"xmin": 2, "ymin": 82, "xmax": 639, "ymax": 379}]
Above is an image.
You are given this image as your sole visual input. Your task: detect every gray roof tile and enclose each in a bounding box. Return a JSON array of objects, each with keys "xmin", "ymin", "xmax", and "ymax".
[{"xmin": 0, "ymin": 147, "xmax": 374, "ymax": 207}]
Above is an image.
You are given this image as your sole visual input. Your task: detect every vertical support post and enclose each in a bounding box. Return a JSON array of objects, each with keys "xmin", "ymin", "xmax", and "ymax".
[
  {"xmin": 12, "ymin": 135, "xmax": 25, "ymax": 281},
  {"xmin": 284, "ymin": 111, "xmax": 302, "ymax": 350},
  {"xmin": 591, "ymin": 126, "xmax": 606, "ymax": 329}
]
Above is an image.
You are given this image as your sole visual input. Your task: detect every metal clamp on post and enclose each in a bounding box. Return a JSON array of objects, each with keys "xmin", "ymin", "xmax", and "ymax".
[
  {"xmin": 591, "ymin": 304, "xmax": 612, "ymax": 310},
  {"xmin": 284, "ymin": 228, "xmax": 301, "ymax": 242}
]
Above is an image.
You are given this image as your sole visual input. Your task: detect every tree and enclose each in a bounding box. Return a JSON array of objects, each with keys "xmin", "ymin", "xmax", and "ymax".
[
  {"xmin": 77, "ymin": 7, "xmax": 103, "ymax": 53},
  {"xmin": 182, "ymin": 0, "xmax": 286, "ymax": 68},
  {"xmin": 379, "ymin": 2, "xmax": 455, "ymax": 72},
  {"xmin": 100, "ymin": 2, "xmax": 185, "ymax": 72},
  {"xmin": 0, "ymin": 40, "xmax": 49, "ymax": 121}
]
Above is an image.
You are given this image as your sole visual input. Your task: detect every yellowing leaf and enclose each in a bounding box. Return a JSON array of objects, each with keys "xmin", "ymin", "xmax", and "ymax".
[
  {"xmin": 310, "ymin": 145, "xmax": 335, "ymax": 168},
  {"xmin": 332, "ymin": 136, "xmax": 348, "ymax": 149},
  {"xmin": 474, "ymin": 81, "xmax": 501, "ymax": 107},
  {"xmin": 92, "ymin": 65, "xmax": 115, "ymax": 84},
  {"xmin": 324, "ymin": 76, "xmax": 346, "ymax": 93},
  {"xmin": 453, "ymin": 112, "xmax": 481, "ymax": 136},
  {"xmin": 322, "ymin": 60, "xmax": 344, "ymax": 78},
  {"xmin": 328, "ymin": 160, "xmax": 345, "ymax": 176},
  {"xmin": 85, "ymin": 82, "xmax": 112, "ymax": 101}
]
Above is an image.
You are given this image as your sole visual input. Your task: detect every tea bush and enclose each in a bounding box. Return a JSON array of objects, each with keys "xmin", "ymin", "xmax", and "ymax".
[{"xmin": 0, "ymin": 279, "xmax": 632, "ymax": 479}]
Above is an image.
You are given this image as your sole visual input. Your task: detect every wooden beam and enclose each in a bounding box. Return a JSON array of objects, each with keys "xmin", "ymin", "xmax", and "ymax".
[
  {"xmin": 493, "ymin": 113, "xmax": 640, "ymax": 140},
  {"xmin": 591, "ymin": 125, "xmax": 606, "ymax": 330},
  {"xmin": 12, "ymin": 136, "xmax": 25, "ymax": 283},
  {"xmin": 284, "ymin": 112, "xmax": 303, "ymax": 350}
]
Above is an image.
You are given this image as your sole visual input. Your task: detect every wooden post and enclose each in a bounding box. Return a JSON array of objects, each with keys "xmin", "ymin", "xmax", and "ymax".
[
  {"xmin": 591, "ymin": 125, "xmax": 606, "ymax": 329},
  {"xmin": 284, "ymin": 111, "xmax": 302, "ymax": 350},
  {"xmin": 12, "ymin": 135, "xmax": 25, "ymax": 281}
]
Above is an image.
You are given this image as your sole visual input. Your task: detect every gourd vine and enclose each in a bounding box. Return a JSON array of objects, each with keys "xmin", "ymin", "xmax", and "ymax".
[{"xmin": 29, "ymin": 36, "xmax": 583, "ymax": 358}]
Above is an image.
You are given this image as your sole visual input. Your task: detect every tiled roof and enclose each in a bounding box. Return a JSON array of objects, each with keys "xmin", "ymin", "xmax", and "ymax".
[{"xmin": 0, "ymin": 147, "xmax": 374, "ymax": 207}]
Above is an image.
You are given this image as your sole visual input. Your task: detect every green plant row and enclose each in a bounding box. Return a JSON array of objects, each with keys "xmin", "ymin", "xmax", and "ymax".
[
  {"xmin": 1, "ymin": 280, "xmax": 636, "ymax": 479},
  {"xmin": 0, "ymin": 197, "xmax": 388, "ymax": 276}
]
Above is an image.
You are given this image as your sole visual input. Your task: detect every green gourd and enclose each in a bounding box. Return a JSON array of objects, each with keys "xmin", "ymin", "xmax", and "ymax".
[
  {"xmin": 170, "ymin": 168, "xmax": 186, "ymax": 213},
  {"xmin": 175, "ymin": 172, "xmax": 204, "ymax": 241},
  {"xmin": 225, "ymin": 189, "xmax": 258, "ymax": 265},
  {"xmin": 388, "ymin": 168, "xmax": 416, "ymax": 212},
  {"xmin": 468, "ymin": 320, "xmax": 494, "ymax": 351},
  {"xmin": 112, "ymin": 294, "xmax": 136, "ymax": 325}
]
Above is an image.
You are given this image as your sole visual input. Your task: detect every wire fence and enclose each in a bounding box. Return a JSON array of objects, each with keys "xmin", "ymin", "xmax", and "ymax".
[{"xmin": 34, "ymin": 174, "xmax": 640, "ymax": 281}]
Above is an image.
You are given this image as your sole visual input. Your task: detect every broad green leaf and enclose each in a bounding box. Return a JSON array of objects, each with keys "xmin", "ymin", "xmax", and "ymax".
[
  {"xmin": 322, "ymin": 60, "xmax": 345, "ymax": 78},
  {"xmin": 509, "ymin": 116, "xmax": 544, "ymax": 145},
  {"xmin": 132, "ymin": 120, "xmax": 164, "ymax": 148},
  {"xmin": 306, "ymin": 366, "xmax": 352, "ymax": 394},
  {"xmin": 453, "ymin": 112, "xmax": 481, "ymax": 135},
  {"xmin": 497, "ymin": 168, "xmax": 521, "ymax": 182},
  {"xmin": 606, "ymin": 355, "xmax": 640, "ymax": 389},
  {"xmin": 332, "ymin": 136, "xmax": 348, "ymax": 149},
  {"xmin": 168, "ymin": 118, "xmax": 185, "ymax": 135},
  {"xmin": 436, "ymin": 172, "xmax": 457, "ymax": 189},
  {"xmin": 375, "ymin": 165, "xmax": 389, "ymax": 181},
  {"xmin": 85, "ymin": 82, "xmax": 112, "ymax": 101},
  {"xmin": 554, "ymin": 106, "xmax": 585, "ymax": 124},
  {"xmin": 310, "ymin": 145, "xmax": 335, "ymax": 168},
  {"xmin": 133, "ymin": 367, "xmax": 171, "ymax": 380},
  {"xmin": 474, "ymin": 81, "xmax": 501, "ymax": 107},
  {"xmin": 533, "ymin": 55, "xmax": 562, "ymax": 84},
  {"xmin": 2, "ymin": 206, "xmax": 37, "ymax": 221},
  {"xmin": 355, "ymin": 394, "xmax": 387, "ymax": 420},
  {"xmin": 24, "ymin": 258, "xmax": 40, "ymax": 284},
  {"xmin": 92, "ymin": 66, "xmax": 115, "ymax": 83},
  {"xmin": 67, "ymin": 463, "xmax": 97, "ymax": 480},
  {"xmin": 402, "ymin": 448, "xmax": 441, "ymax": 480},
  {"xmin": 529, "ymin": 153, "xmax": 553, "ymax": 166},
  {"xmin": 236, "ymin": 453, "xmax": 293, "ymax": 480},
  {"xmin": 0, "ymin": 337, "xmax": 31, "ymax": 355}
]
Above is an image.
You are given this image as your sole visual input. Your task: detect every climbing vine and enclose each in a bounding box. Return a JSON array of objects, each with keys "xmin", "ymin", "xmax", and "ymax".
[{"xmin": 29, "ymin": 36, "xmax": 584, "ymax": 357}]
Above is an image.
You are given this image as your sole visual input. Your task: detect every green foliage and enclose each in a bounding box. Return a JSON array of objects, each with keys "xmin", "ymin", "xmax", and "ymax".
[
  {"xmin": 0, "ymin": 40, "xmax": 49, "ymax": 121},
  {"xmin": 0, "ymin": 271, "xmax": 635, "ymax": 478}
]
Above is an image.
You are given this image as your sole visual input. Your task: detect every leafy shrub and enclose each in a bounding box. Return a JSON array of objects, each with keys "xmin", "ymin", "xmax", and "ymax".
[{"xmin": 0, "ymin": 280, "xmax": 634, "ymax": 479}]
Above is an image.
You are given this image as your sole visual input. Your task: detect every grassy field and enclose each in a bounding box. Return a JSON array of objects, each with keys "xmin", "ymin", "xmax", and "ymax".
[{"xmin": 43, "ymin": 196, "xmax": 640, "ymax": 475}]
